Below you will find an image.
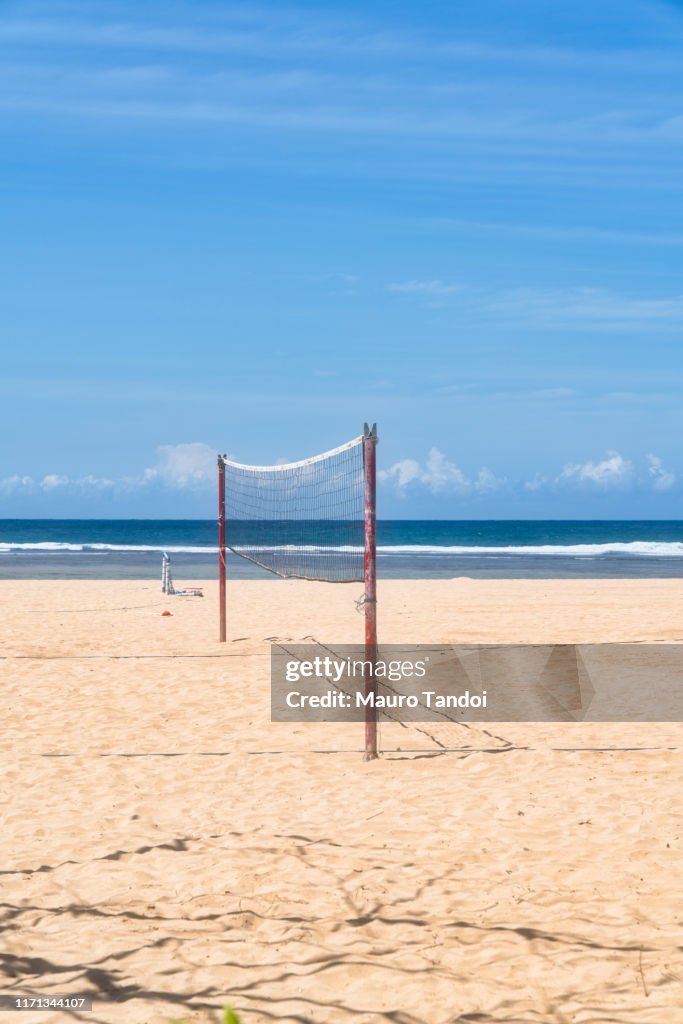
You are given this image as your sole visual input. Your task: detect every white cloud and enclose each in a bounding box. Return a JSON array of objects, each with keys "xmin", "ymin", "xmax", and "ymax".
[
  {"xmin": 526, "ymin": 454, "xmax": 679, "ymax": 494},
  {"xmin": 0, "ymin": 474, "xmax": 35, "ymax": 495},
  {"xmin": 647, "ymin": 454, "xmax": 676, "ymax": 492},
  {"xmin": 40, "ymin": 473, "xmax": 69, "ymax": 490},
  {"xmin": 474, "ymin": 467, "xmax": 500, "ymax": 493},
  {"xmin": 524, "ymin": 473, "xmax": 548, "ymax": 491},
  {"xmin": 380, "ymin": 447, "xmax": 501, "ymax": 494},
  {"xmin": 144, "ymin": 442, "xmax": 215, "ymax": 488},
  {"xmin": 420, "ymin": 448, "xmax": 470, "ymax": 491},
  {"xmin": 557, "ymin": 451, "xmax": 634, "ymax": 489},
  {"xmin": 0, "ymin": 443, "xmax": 217, "ymax": 500},
  {"xmin": 379, "ymin": 457, "xmax": 422, "ymax": 489},
  {"xmin": 0, "ymin": 473, "xmax": 117, "ymax": 495},
  {"xmin": 76, "ymin": 474, "xmax": 115, "ymax": 490},
  {"xmin": 1, "ymin": 446, "xmax": 677, "ymax": 505}
]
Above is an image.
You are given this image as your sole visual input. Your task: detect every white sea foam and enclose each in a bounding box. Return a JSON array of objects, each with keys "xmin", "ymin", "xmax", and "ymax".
[
  {"xmin": 375, "ymin": 542, "xmax": 683, "ymax": 557},
  {"xmin": 0, "ymin": 542, "xmax": 217, "ymax": 554},
  {"xmin": 1, "ymin": 540, "xmax": 683, "ymax": 557},
  {"xmin": 240, "ymin": 541, "xmax": 683, "ymax": 557}
]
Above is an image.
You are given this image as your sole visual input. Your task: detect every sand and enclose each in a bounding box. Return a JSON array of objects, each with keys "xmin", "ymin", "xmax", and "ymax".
[{"xmin": 1, "ymin": 578, "xmax": 683, "ymax": 1023}]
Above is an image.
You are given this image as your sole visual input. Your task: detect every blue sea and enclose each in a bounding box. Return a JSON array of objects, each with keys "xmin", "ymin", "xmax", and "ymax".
[{"xmin": 2, "ymin": 520, "xmax": 683, "ymax": 579}]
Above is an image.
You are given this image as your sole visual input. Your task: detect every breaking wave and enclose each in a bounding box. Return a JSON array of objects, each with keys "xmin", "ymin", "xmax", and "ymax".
[{"xmin": 2, "ymin": 540, "xmax": 683, "ymax": 557}]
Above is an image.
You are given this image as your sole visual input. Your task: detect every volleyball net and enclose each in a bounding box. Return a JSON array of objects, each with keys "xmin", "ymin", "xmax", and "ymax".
[
  {"xmin": 222, "ymin": 434, "xmax": 366, "ymax": 582},
  {"xmin": 217, "ymin": 424, "xmax": 378, "ymax": 757}
]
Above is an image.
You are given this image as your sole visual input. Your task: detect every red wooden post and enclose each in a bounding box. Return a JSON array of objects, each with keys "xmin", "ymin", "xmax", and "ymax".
[
  {"xmin": 218, "ymin": 455, "xmax": 227, "ymax": 643},
  {"xmin": 363, "ymin": 423, "xmax": 378, "ymax": 760}
]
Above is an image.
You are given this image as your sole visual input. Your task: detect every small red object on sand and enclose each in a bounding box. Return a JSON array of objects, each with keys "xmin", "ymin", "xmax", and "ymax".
[{"xmin": 162, "ymin": 610, "xmax": 172, "ymax": 617}]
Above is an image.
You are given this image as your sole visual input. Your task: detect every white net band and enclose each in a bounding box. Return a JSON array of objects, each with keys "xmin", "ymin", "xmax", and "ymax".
[{"xmin": 223, "ymin": 435, "xmax": 364, "ymax": 473}]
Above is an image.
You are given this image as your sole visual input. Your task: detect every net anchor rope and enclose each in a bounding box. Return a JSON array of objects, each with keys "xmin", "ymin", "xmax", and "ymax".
[{"xmin": 355, "ymin": 592, "xmax": 376, "ymax": 612}]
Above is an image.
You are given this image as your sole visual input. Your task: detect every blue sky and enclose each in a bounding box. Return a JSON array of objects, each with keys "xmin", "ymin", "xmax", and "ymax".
[{"xmin": 2, "ymin": 0, "xmax": 683, "ymax": 517}]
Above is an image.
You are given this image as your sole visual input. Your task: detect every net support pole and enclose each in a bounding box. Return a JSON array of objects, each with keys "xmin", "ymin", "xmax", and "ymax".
[
  {"xmin": 363, "ymin": 422, "xmax": 379, "ymax": 761},
  {"xmin": 218, "ymin": 454, "xmax": 227, "ymax": 643}
]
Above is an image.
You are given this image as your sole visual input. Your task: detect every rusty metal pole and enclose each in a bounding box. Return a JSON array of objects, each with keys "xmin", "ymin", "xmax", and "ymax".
[
  {"xmin": 218, "ymin": 455, "xmax": 227, "ymax": 643},
  {"xmin": 363, "ymin": 423, "xmax": 378, "ymax": 760}
]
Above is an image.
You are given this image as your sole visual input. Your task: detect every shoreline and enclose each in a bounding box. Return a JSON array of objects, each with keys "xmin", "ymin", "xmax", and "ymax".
[{"xmin": 4, "ymin": 552, "xmax": 683, "ymax": 579}]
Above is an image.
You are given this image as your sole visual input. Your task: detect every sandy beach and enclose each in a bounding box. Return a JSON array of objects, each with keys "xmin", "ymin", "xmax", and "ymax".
[{"xmin": 2, "ymin": 578, "xmax": 683, "ymax": 1022}]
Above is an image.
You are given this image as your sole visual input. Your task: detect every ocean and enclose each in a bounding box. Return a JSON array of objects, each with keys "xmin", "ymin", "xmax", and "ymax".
[{"xmin": 2, "ymin": 519, "xmax": 683, "ymax": 579}]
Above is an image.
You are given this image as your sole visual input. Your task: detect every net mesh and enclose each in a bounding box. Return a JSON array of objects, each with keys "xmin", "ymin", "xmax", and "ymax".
[{"xmin": 223, "ymin": 436, "xmax": 365, "ymax": 582}]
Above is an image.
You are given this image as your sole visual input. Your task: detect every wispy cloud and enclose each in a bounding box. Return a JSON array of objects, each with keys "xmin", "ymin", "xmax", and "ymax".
[
  {"xmin": 0, "ymin": 19, "xmax": 296, "ymax": 58},
  {"xmin": 2, "ymin": 5, "xmax": 683, "ymax": 173},
  {"xmin": 387, "ymin": 281, "xmax": 683, "ymax": 332},
  {"xmin": 489, "ymin": 287, "xmax": 683, "ymax": 332},
  {"xmin": 387, "ymin": 280, "xmax": 464, "ymax": 297},
  {"xmin": 430, "ymin": 217, "xmax": 683, "ymax": 248},
  {"xmin": 1, "ymin": 11, "xmax": 681, "ymax": 74}
]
